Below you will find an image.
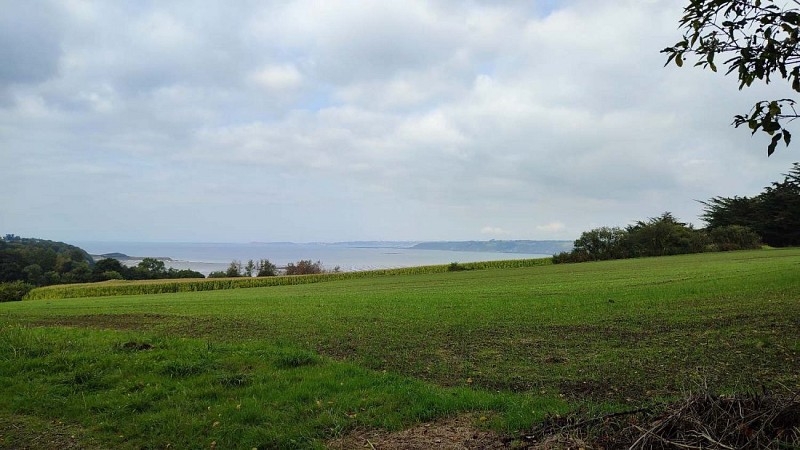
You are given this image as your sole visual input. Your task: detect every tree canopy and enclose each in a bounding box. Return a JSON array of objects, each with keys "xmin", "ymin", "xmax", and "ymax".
[
  {"xmin": 553, "ymin": 212, "xmax": 761, "ymax": 264},
  {"xmin": 663, "ymin": 0, "xmax": 800, "ymax": 155},
  {"xmin": 0, "ymin": 235, "xmax": 94, "ymax": 286},
  {"xmin": 702, "ymin": 162, "xmax": 800, "ymax": 245}
]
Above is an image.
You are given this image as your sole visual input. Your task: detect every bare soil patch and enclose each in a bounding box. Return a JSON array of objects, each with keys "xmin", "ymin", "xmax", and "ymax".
[
  {"xmin": 328, "ymin": 415, "xmax": 506, "ymax": 450},
  {"xmin": 32, "ymin": 313, "xmax": 171, "ymax": 331},
  {"xmin": 0, "ymin": 414, "xmax": 99, "ymax": 450}
]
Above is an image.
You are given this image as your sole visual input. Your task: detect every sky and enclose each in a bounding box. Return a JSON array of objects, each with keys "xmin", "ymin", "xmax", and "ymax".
[{"xmin": 1, "ymin": 0, "xmax": 797, "ymax": 243}]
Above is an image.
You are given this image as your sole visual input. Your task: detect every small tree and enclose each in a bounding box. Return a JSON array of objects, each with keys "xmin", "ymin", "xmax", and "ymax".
[
  {"xmin": 93, "ymin": 258, "xmax": 128, "ymax": 281},
  {"xmin": 244, "ymin": 259, "xmax": 256, "ymax": 277},
  {"xmin": 573, "ymin": 227, "xmax": 629, "ymax": 261},
  {"xmin": 625, "ymin": 212, "xmax": 705, "ymax": 257},
  {"xmin": 256, "ymin": 259, "xmax": 277, "ymax": 277},
  {"xmin": 226, "ymin": 260, "xmax": 242, "ymax": 277},
  {"xmin": 133, "ymin": 258, "xmax": 167, "ymax": 279}
]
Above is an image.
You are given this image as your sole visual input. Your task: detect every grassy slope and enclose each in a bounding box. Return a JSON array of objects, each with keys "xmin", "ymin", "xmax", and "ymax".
[{"xmin": 1, "ymin": 248, "xmax": 799, "ymax": 448}]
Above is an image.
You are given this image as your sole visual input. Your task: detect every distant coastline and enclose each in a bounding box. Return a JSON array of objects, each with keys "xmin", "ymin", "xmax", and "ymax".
[
  {"xmin": 77, "ymin": 240, "xmax": 561, "ymax": 276},
  {"xmin": 92, "ymin": 252, "xmax": 173, "ymax": 262},
  {"xmin": 411, "ymin": 240, "xmax": 573, "ymax": 255}
]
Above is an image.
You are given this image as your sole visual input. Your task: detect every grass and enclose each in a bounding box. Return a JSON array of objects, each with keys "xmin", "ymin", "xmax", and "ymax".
[
  {"xmin": 1, "ymin": 248, "xmax": 799, "ymax": 448},
  {"xmin": 0, "ymin": 326, "xmax": 557, "ymax": 449}
]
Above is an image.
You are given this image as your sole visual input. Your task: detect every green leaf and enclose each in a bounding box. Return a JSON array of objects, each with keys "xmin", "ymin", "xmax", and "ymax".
[
  {"xmin": 768, "ymin": 101, "xmax": 781, "ymax": 116},
  {"xmin": 784, "ymin": 129, "xmax": 792, "ymax": 146},
  {"xmin": 675, "ymin": 53, "xmax": 684, "ymax": 67},
  {"xmin": 768, "ymin": 133, "xmax": 781, "ymax": 156}
]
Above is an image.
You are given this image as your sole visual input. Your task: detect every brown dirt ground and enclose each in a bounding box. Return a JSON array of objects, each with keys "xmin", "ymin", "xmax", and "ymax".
[{"xmin": 327, "ymin": 415, "xmax": 508, "ymax": 450}]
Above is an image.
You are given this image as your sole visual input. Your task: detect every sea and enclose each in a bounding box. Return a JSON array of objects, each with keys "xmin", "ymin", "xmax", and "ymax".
[{"xmin": 73, "ymin": 241, "xmax": 551, "ymax": 276}]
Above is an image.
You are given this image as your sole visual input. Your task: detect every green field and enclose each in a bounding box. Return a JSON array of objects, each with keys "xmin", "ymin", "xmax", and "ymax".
[
  {"xmin": 23, "ymin": 258, "xmax": 551, "ymax": 300},
  {"xmin": 1, "ymin": 249, "xmax": 799, "ymax": 448}
]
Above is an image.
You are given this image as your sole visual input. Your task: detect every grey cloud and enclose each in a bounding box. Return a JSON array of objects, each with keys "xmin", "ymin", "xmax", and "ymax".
[
  {"xmin": 2, "ymin": 0, "xmax": 796, "ymax": 242},
  {"xmin": 0, "ymin": 2, "xmax": 63, "ymax": 89}
]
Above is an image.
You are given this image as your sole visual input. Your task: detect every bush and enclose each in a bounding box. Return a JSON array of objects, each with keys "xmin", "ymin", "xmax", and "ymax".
[
  {"xmin": 0, "ymin": 281, "xmax": 34, "ymax": 302},
  {"xmin": 708, "ymin": 225, "xmax": 762, "ymax": 251},
  {"xmin": 552, "ymin": 250, "xmax": 591, "ymax": 264},
  {"xmin": 167, "ymin": 269, "xmax": 205, "ymax": 279},
  {"xmin": 285, "ymin": 260, "xmax": 323, "ymax": 275},
  {"xmin": 573, "ymin": 227, "xmax": 629, "ymax": 261},
  {"xmin": 207, "ymin": 271, "xmax": 227, "ymax": 278},
  {"xmin": 99, "ymin": 270, "xmax": 124, "ymax": 281},
  {"xmin": 554, "ymin": 212, "xmax": 729, "ymax": 264},
  {"xmin": 447, "ymin": 262, "xmax": 468, "ymax": 271}
]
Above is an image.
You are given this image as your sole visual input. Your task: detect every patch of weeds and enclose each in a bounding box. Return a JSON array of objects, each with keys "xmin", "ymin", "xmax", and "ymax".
[
  {"xmin": 273, "ymin": 348, "xmax": 320, "ymax": 369},
  {"xmin": 116, "ymin": 341, "xmax": 154, "ymax": 351},
  {"xmin": 71, "ymin": 369, "xmax": 95, "ymax": 387},
  {"xmin": 216, "ymin": 373, "xmax": 252, "ymax": 387},
  {"xmin": 160, "ymin": 358, "xmax": 212, "ymax": 378},
  {"xmin": 125, "ymin": 395, "xmax": 154, "ymax": 413}
]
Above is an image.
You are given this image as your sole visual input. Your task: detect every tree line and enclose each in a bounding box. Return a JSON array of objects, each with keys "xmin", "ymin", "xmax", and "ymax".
[
  {"xmin": 208, "ymin": 259, "xmax": 338, "ymax": 278},
  {"xmin": 554, "ymin": 164, "xmax": 799, "ymax": 263},
  {"xmin": 0, "ymin": 233, "xmax": 345, "ymax": 301},
  {"xmin": 701, "ymin": 163, "xmax": 800, "ymax": 247},
  {"xmin": 0, "ymin": 235, "xmax": 207, "ymax": 301},
  {"xmin": 93, "ymin": 257, "xmax": 204, "ymax": 281}
]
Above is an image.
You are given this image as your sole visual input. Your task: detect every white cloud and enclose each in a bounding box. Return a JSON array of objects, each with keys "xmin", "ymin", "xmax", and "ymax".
[
  {"xmin": 2, "ymin": 0, "xmax": 796, "ymax": 242},
  {"xmin": 536, "ymin": 222, "xmax": 565, "ymax": 233},
  {"xmin": 250, "ymin": 64, "xmax": 303, "ymax": 91},
  {"xmin": 480, "ymin": 226, "xmax": 511, "ymax": 236}
]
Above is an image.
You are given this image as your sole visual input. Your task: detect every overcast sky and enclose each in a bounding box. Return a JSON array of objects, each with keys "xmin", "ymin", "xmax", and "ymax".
[{"xmin": 1, "ymin": 0, "xmax": 797, "ymax": 243}]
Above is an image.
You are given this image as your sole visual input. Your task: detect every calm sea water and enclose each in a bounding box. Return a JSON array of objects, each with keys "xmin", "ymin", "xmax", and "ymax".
[{"xmin": 74, "ymin": 241, "xmax": 550, "ymax": 276}]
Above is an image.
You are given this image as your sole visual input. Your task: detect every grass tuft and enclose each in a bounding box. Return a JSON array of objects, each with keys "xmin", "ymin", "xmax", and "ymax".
[{"xmin": 273, "ymin": 348, "xmax": 321, "ymax": 368}]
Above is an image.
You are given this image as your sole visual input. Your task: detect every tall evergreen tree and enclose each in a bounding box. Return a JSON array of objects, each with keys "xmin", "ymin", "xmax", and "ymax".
[{"xmin": 702, "ymin": 163, "xmax": 800, "ymax": 246}]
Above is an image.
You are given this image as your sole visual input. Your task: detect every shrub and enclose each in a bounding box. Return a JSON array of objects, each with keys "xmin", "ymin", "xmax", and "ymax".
[
  {"xmin": 573, "ymin": 227, "xmax": 629, "ymax": 261},
  {"xmin": 708, "ymin": 225, "xmax": 762, "ymax": 251},
  {"xmin": 552, "ymin": 250, "xmax": 591, "ymax": 264},
  {"xmin": 555, "ymin": 212, "xmax": 726, "ymax": 264},
  {"xmin": 167, "ymin": 268, "xmax": 205, "ymax": 279},
  {"xmin": 447, "ymin": 262, "xmax": 470, "ymax": 271},
  {"xmin": 285, "ymin": 260, "xmax": 323, "ymax": 275},
  {"xmin": 0, "ymin": 281, "xmax": 34, "ymax": 302},
  {"xmin": 100, "ymin": 270, "xmax": 124, "ymax": 281}
]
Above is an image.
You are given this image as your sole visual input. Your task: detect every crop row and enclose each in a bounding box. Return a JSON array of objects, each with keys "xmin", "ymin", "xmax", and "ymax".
[{"xmin": 24, "ymin": 257, "xmax": 552, "ymax": 300}]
